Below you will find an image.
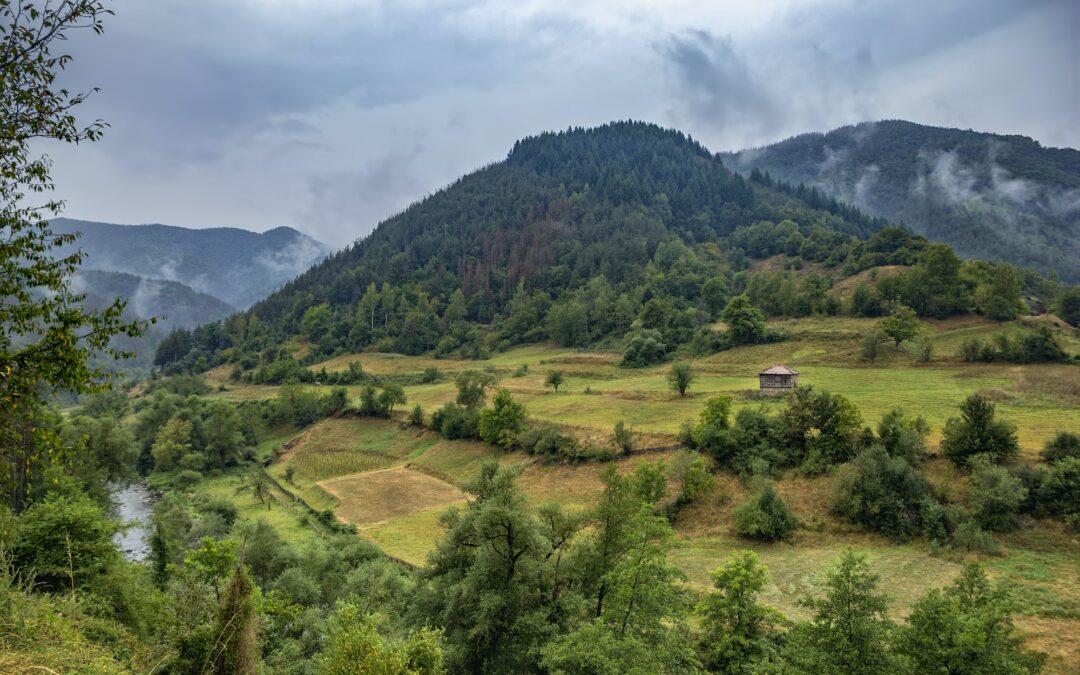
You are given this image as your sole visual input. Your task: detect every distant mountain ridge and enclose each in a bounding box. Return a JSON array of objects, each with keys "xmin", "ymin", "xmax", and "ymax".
[
  {"xmin": 52, "ymin": 218, "xmax": 330, "ymax": 309},
  {"xmin": 73, "ymin": 270, "xmax": 235, "ymax": 329},
  {"xmin": 721, "ymin": 120, "xmax": 1080, "ymax": 281}
]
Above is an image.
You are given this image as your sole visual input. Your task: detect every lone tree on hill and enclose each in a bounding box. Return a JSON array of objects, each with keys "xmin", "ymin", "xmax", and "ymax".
[
  {"xmin": 544, "ymin": 370, "xmax": 565, "ymax": 393},
  {"xmin": 236, "ymin": 469, "xmax": 272, "ymax": 510},
  {"xmin": 878, "ymin": 305, "xmax": 921, "ymax": 350},
  {"xmin": 667, "ymin": 363, "xmax": 695, "ymax": 397}
]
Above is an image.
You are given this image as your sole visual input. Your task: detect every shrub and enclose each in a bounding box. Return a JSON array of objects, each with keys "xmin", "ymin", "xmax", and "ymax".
[
  {"xmin": 941, "ymin": 395, "xmax": 1019, "ymax": 466},
  {"xmin": 196, "ymin": 496, "xmax": 239, "ymax": 527},
  {"xmin": 917, "ymin": 336, "xmax": 934, "ymax": 363},
  {"xmin": 783, "ymin": 385, "xmax": 862, "ymax": 472},
  {"xmin": 358, "ymin": 384, "xmax": 383, "ymax": 416},
  {"xmin": 12, "ymin": 493, "xmax": 120, "ymax": 590},
  {"xmin": 573, "ymin": 444, "xmax": 615, "ymax": 462},
  {"xmin": 1018, "ymin": 326, "xmax": 1068, "ymax": 363},
  {"xmin": 968, "ymin": 456, "xmax": 1027, "ymax": 532},
  {"xmin": 621, "ymin": 328, "xmax": 667, "ymax": 367},
  {"xmin": 831, "ymin": 446, "xmax": 933, "ymax": 540},
  {"xmin": 431, "ymin": 403, "xmax": 479, "ymax": 440},
  {"xmin": 951, "ymin": 519, "xmax": 998, "ymax": 554},
  {"xmin": 631, "ymin": 461, "xmax": 668, "ymax": 504},
  {"xmin": 408, "ymin": 404, "xmax": 425, "ymax": 427},
  {"xmin": 734, "ymin": 479, "xmax": 797, "ymax": 542},
  {"xmin": 667, "ymin": 363, "xmax": 695, "ymax": 397},
  {"xmin": 688, "ymin": 327, "xmax": 730, "ymax": 356},
  {"xmin": 699, "ymin": 406, "xmax": 794, "ymax": 477},
  {"xmin": 274, "ymin": 385, "xmax": 323, "ymax": 426},
  {"xmin": 677, "ymin": 420, "xmax": 696, "ymax": 448},
  {"xmin": 477, "ymin": 390, "xmax": 527, "ymax": 449},
  {"xmin": 692, "ymin": 394, "xmax": 733, "ymax": 445},
  {"xmin": 669, "ymin": 450, "xmax": 714, "ymax": 503},
  {"xmin": 859, "ymin": 331, "xmax": 882, "ymax": 362},
  {"xmin": 174, "ymin": 470, "xmax": 204, "ymax": 490},
  {"xmin": 421, "ymin": 367, "xmax": 441, "ymax": 383},
  {"xmin": 876, "ymin": 408, "xmax": 930, "ymax": 463},
  {"xmin": 519, "ymin": 425, "xmax": 579, "ymax": 458},
  {"xmin": 320, "ymin": 386, "xmax": 349, "ymax": 416},
  {"xmin": 921, "ymin": 497, "xmax": 951, "ymax": 546},
  {"xmin": 957, "ymin": 328, "xmax": 1067, "ymax": 364},
  {"xmin": 1041, "ymin": 431, "xmax": 1080, "ymax": 463},
  {"xmin": 959, "ymin": 337, "xmax": 982, "ymax": 362},
  {"xmin": 613, "ymin": 421, "xmax": 635, "ymax": 455},
  {"xmin": 1037, "ymin": 457, "xmax": 1080, "ymax": 517},
  {"xmin": 511, "ymin": 364, "xmax": 528, "ymax": 378},
  {"xmin": 454, "ymin": 370, "xmax": 497, "ymax": 408}
]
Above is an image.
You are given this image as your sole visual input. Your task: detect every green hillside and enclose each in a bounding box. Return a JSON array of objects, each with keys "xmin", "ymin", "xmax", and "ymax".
[
  {"xmin": 722, "ymin": 120, "xmax": 1080, "ymax": 280},
  {"xmin": 155, "ymin": 122, "xmax": 1072, "ymax": 376}
]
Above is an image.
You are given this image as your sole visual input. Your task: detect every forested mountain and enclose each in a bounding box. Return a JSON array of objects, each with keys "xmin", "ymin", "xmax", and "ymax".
[
  {"xmin": 169, "ymin": 122, "xmax": 901, "ymax": 363},
  {"xmin": 156, "ymin": 121, "xmax": 1071, "ymax": 374},
  {"xmin": 721, "ymin": 121, "xmax": 1080, "ymax": 281},
  {"xmin": 52, "ymin": 218, "xmax": 330, "ymax": 308}
]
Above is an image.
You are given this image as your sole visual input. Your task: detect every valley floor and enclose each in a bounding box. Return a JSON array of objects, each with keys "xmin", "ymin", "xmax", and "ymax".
[{"xmin": 204, "ymin": 315, "xmax": 1080, "ymax": 671}]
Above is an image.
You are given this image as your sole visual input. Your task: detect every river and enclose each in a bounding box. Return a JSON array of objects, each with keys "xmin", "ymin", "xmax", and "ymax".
[{"xmin": 111, "ymin": 481, "xmax": 156, "ymax": 562}]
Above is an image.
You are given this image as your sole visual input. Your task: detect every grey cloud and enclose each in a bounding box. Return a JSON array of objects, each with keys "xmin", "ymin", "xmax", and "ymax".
[
  {"xmin": 300, "ymin": 145, "xmax": 428, "ymax": 244},
  {"xmin": 913, "ymin": 149, "xmax": 980, "ymax": 205},
  {"xmin": 254, "ymin": 236, "xmax": 327, "ymax": 278},
  {"xmin": 911, "ymin": 143, "xmax": 1080, "ymax": 219},
  {"xmin": 64, "ymin": 1, "xmax": 549, "ymax": 165},
  {"xmin": 659, "ymin": 31, "xmax": 783, "ymax": 142},
  {"xmin": 44, "ymin": 0, "xmax": 1078, "ymax": 248},
  {"xmin": 658, "ymin": 0, "xmax": 1069, "ymax": 151}
]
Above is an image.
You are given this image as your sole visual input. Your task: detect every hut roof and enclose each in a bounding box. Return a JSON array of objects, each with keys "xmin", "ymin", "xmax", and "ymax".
[{"xmin": 758, "ymin": 364, "xmax": 798, "ymax": 376}]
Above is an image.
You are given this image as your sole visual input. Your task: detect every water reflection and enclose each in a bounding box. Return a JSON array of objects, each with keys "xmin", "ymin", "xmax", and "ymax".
[{"xmin": 111, "ymin": 482, "xmax": 155, "ymax": 562}]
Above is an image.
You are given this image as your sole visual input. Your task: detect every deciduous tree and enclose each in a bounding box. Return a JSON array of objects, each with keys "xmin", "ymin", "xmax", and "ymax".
[
  {"xmin": 667, "ymin": 363, "xmax": 695, "ymax": 397},
  {"xmin": 877, "ymin": 304, "xmax": 921, "ymax": 350},
  {"xmin": 545, "ymin": 369, "xmax": 565, "ymax": 393},
  {"xmin": 0, "ymin": 0, "xmax": 145, "ymax": 511}
]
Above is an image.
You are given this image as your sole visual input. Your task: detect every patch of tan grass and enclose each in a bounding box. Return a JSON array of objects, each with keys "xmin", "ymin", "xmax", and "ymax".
[
  {"xmin": 828, "ymin": 265, "xmax": 909, "ymax": 299},
  {"xmin": 1015, "ymin": 366, "xmax": 1080, "ymax": 402},
  {"xmin": 320, "ymin": 466, "xmax": 466, "ymax": 526},
  {"xmin": 976, "ymin": 386, "xmax": 1016, "ymax": 402},
  {"xmin": 1016, "ymin": 617, "xmax": 1080, "ymax": 674},
  {"xmin": 517, "ymin": 452, "xmax": 668, "ymax": 508}
]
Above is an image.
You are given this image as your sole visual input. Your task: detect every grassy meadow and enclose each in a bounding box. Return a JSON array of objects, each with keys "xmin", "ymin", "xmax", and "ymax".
[
  {"xmin": 209, "ymin": 315, "xmax": 1079, "ymax": 453},
  {"xmin": 201, "ymin": 315, "xmax": 1080, "ymax": 670}
]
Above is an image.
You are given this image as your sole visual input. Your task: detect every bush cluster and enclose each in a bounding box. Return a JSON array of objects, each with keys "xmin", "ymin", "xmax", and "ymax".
[{"xmin": 958, "ymin": 326, "xmax": 1069, "ymax": 364}]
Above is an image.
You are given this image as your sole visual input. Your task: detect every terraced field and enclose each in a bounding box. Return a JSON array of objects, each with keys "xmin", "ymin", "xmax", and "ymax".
[{"xmin": 320, "ymin": 466, "xmax": 467, "ymax": 526}]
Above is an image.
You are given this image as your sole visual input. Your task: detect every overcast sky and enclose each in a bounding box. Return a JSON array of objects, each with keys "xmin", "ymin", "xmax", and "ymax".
[{"xmin": 48, "ymin": 0, "xmax": 1079, "ymax": 246}]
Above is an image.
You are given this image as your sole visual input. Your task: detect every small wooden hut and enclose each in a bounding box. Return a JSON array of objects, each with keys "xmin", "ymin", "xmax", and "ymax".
[{"xmin": 758, "ymin": 364, "xmax": 798, "ymax": 394}]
